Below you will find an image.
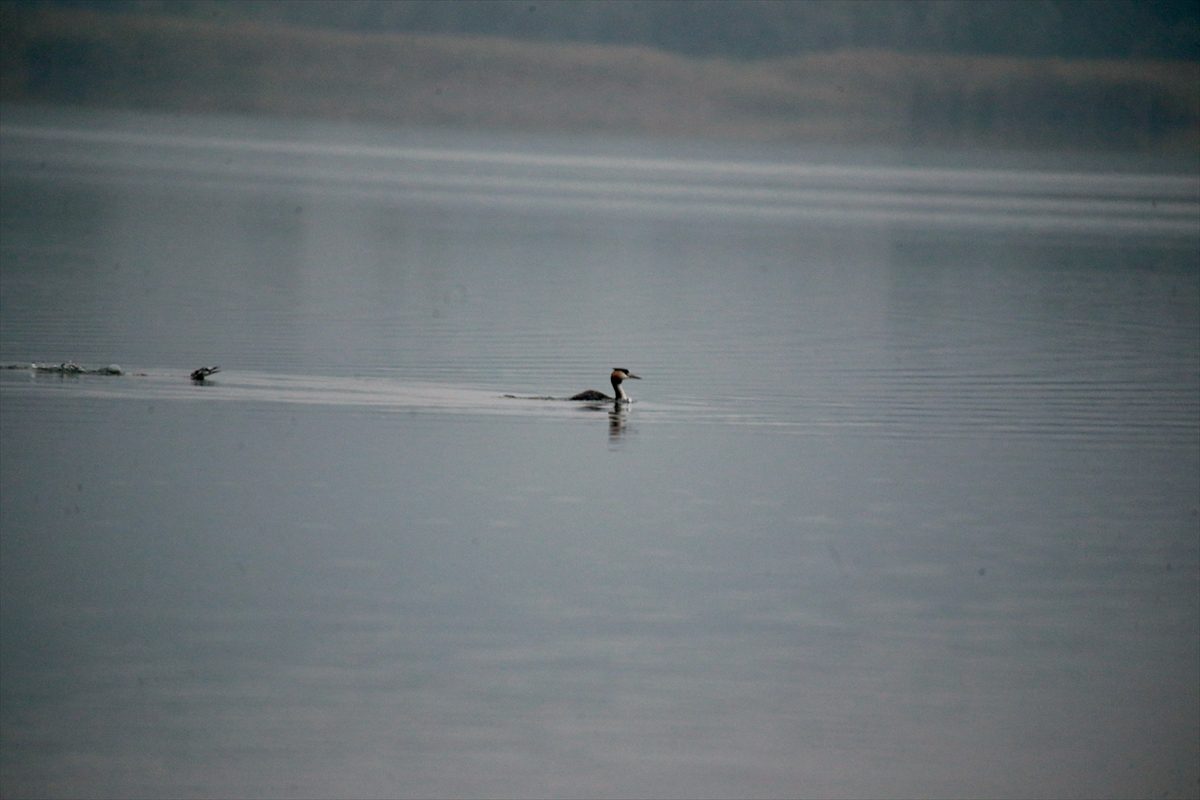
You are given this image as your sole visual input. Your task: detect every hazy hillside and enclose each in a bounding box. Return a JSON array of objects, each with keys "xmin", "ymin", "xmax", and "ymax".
[
  {"xmin": 18, "ymin": 0, "xmax": 1200, "ymax": 62},
  {"xmin": 2, "ymin": 4, "xmax": 1197, "ymax": 152}
]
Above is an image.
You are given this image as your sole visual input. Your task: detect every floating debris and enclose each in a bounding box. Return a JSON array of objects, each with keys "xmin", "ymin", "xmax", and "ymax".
[{"xmin": 190, "ymin": 366, "xmax": 221, "ymax": 382}]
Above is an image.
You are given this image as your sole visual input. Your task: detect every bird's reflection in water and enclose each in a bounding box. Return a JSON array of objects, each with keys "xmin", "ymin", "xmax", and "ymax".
[
  {"xmin": 573, "ymin": 400, "xmax": 635, "ymax": 440},
  {"xmin": 608, "ymin": 403, "xmax": 632, "ymax": 440}
]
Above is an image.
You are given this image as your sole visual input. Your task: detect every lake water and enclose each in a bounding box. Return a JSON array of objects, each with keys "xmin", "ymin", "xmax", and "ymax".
[{"xmin": 1, "ymin": 105, "xmax": 1197, "ymax": 799}]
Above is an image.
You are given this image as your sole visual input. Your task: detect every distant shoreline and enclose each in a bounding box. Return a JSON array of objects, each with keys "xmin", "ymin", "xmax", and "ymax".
[{"xmin": 2, "ymin": 6, "xmax": 1197, "ymax": 153}]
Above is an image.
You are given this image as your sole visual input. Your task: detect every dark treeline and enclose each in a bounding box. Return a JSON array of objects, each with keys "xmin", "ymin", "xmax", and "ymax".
[{"xmin": 19, "ymin": 0, "xmax": 1200, "ymax": 62}]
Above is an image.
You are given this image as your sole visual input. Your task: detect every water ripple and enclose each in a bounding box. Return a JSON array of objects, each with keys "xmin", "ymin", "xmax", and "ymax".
[{"xmin": 2, "ymin": 365, "xmax": 1193, "ymax": 447}]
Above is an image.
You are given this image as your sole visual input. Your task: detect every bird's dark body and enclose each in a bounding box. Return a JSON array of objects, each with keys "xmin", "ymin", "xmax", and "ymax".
[{"xmin": 570, "ymin": 389, "xmax": 611, "ymax": 402}]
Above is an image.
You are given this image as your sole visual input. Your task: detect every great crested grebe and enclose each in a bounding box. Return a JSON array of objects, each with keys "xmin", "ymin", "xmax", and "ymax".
[{"xmin": 571, "ymin": 368, "xmax": 641, "ymax": 402}]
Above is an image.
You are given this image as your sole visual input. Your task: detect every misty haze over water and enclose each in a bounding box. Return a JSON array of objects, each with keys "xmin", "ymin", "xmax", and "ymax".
[{"xmin": 2, "ymin": 3, "xmax": 1199, "ymax": 799}]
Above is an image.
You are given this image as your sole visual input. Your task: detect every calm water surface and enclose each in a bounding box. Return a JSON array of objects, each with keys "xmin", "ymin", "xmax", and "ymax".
[{"xmin": 1, "ymin": 106, "xmax": 1198, "ymax": 799}]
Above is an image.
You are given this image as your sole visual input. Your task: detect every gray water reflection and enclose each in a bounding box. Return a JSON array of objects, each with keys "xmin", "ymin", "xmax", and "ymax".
[{"xmin": 1, "ymin": 107, "xmax": 1198, "ymax": 799}]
